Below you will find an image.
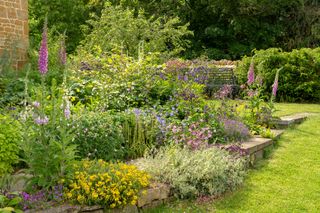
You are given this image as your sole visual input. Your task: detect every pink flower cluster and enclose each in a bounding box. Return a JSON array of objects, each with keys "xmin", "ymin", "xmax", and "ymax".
[{"xmin": 169, "ymin": 122, "xmax": 212, "ymax": 149}]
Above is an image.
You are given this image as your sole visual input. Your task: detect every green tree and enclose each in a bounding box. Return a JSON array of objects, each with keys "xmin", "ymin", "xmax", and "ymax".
[
  {"xmin": 29, "ymin": 0, "xmax": 104, "ymax": 52},
  {"xmin": 80, "ymin": 2, "xmax": 193, "ymax": 58}
]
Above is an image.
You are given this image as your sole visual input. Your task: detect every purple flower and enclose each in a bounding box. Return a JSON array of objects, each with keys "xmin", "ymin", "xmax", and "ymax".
[
  {"xmin": 38, "ymin": 20, "xmax": 48, "ymax": 75},
  {"xmin": 247, "ymin": 61, "xmax": 255, "ymax": 85},
  {"xmin": 214, "ymin": 84, "xmax": 233, "ymax": 99},
  {"xmin": 220, "ymin": 118, "xmax": 250, "ymax": 142},
  {"xmin": 247, "ymin": 90, "xmax": 257, "ymax": 98},
  {"xmin": 32, "ymin": 101, "xmax": 40, "ymax": 108},
  {"xmin": 59, "ymin": 38, "xmax": 67, "ymax": 66},
  {"xmin": 35, "ymin": 116, "xmax": 49, "ymax": 125},
  {"xmin": 133, "ymin": 108, "xmax": 141, "ymax": 116},
  {"xmin": 272, "ymin": 71, "xmax": 279, "ymax": 97},
  {"xmin": 64, "ymin": 103, "xmax": 71, "ymax": 119},
  {"xmin": 21, "ymin": 192, "xmax": 31, "ymax": 201},
  {"xmin": 183, "ymin": 75, "xmax": 188, "ymax": 81}
]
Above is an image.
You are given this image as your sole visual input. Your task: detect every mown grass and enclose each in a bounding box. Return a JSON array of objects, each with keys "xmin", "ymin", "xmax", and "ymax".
[{"xmin": 144, "ymin": 103, "xmax": 320, "ymax": 213}]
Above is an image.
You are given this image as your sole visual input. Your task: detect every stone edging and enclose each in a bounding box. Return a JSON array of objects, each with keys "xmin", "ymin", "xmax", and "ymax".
[{"xmin": 242, "ymin": 113, "xmax": 311, "ymax": 162}]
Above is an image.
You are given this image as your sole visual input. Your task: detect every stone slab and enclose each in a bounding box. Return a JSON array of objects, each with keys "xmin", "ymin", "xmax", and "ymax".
[
  {"xmin": 271, "ymin": 129, "xmax": 285, "ymax": 140},
  {"xmin": 241, "ymin": 137, "xmax": 273, "ymax": 154},
  {"xmin": 137, "ymin": 183, "xmax": 170, "ymax": 207},
  {"xmin": 275, "ymin": 113, "xmax": 311, "ymax": 129}
]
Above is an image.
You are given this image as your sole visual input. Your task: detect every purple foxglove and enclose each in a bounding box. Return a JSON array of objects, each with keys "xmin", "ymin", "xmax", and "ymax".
[
  {"xmin": 38, "ymin": 20, "xmax": 48, "ymax": 75},
  {"xmin": 64, "ymin": 102, "xmax": 71, "ymax": 119},
  {"xmin": 35, "ymin": 116, "xmax": 49, "ymax": 125},
  {"xmin": 272, "ymin": 71, "xmax": 279, "ymax": 97}
]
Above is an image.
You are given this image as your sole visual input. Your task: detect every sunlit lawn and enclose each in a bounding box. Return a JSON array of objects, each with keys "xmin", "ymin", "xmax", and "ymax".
[{"xmin": 144, "ymin": 102, "xmax": 320, "ymax": 213}]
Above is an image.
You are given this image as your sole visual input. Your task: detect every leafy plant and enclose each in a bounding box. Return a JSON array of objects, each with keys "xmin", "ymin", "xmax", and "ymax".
[
  {"xmin": 0, "ymin": 193, "xmax": 23, "ymax": 213},
  {"xmin": 21, "ymin": 26, "xmax": 77, "ymax": 189},
  {"xmin": 236, "ymin": 48, "xmax": 320, "ymax": 102},
  {"xmin": 80, "ymin": 2, "xmax": 192, "ymax": 59},
  {"xmin": 135, "ymin": 145, "xmax": 247, "ymax": 198},
  {"xmin": 0, "ymin": 114, "xmax": 22, "ymax": 175},
  {"xmin": 72, "ymin": 111, "xmax": 126, "ymax": 161}
]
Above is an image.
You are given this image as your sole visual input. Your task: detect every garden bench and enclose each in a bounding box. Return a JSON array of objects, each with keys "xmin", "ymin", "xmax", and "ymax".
[{"xmin": 205, "ymin": 66, "xmax": 239, "ymax": 98}]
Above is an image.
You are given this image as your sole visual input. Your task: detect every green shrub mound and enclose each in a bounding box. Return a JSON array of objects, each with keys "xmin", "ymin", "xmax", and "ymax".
[
  {"xmin": 0, "ymin": 114, "xmax": 22, "ymax": 175},
  {"xmin": 72, "ymin": 110, "xmax": 159, "ymax": 161},
  {"xmin": 236, "ymin": 48, "xmax": 320, "ymax": 102},
  {"xmin": 72, "ymin": 112, "xmax": 126, "ymax": 161},
  {"xmin": 135, "ymin": 146, "xmax": 247, "ymax": 198}
]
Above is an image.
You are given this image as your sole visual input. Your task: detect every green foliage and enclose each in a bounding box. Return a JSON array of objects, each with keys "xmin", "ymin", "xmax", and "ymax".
[
  {"xmin": 236, "ymin": 48, "xmax": 320, "ymax": 102},
  {"xmin": 135, "ymin": 145, "xmax": 247, "ymax": 198},
  {"xmin": 72, "ymin": 109, "xmax": 160, "ymax": 161},
  {"xmin": 0, "ymin": 114, "xmax": 21, "ymax": 175},
  {"xmin": 29, "ymin": 0, "xmax": 319, "ymax": 59},
  {"xmin": 72, "ymin": 111, "xmax": 126, "ymax": 161},
  {"xmin": 28, "ymin": 0, "xmax": 104, "ymax": 52},
  {"xmin": 80, "ymin": 2, "xmax": 192, "ymax": 59},
  {"xmin": 70, "ymin": 51, "xmax": 166, "ymax": 110},
  {"xmin": 0, "ymin": 193, "xmax": 23, "ymax": 213},
  {"xmin": 120, "ymin": 109, "xmax": 159, "ymax": 159},
  {"xmin": 21, "ymin": 78, "xmax": 77, "ymax": 189}
]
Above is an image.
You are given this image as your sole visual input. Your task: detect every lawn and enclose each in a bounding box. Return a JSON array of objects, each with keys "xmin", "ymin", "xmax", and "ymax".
[{"xmin": 144, "ymin": 103, "xmax": 320, "ymax": 213}]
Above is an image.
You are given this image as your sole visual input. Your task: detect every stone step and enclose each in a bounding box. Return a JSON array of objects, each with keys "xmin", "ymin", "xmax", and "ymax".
[
  {"xmin": 274, "ymin": 113, "xmax": 312, "ymax": 129},
  {"xmin": 241, "ymin": 137, "xmax": 273, "ymax": 154}
]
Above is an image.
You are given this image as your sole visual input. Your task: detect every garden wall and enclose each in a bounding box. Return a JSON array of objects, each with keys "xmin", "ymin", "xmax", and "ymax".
[{"xmin": 0, "ymin": 0, "xmax": 28, "ymax": 69}]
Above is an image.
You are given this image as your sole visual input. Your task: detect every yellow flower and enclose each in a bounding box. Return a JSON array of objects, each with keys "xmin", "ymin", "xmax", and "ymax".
[
  {"xmin": 110, "ymin": 203, "xmax": 116, "ymax": 208},
  {"xmin": 91, "ymin": 192, "xmax": 99, "ymax": 199},
  {"xmin": 90, "ymin": 175, "xmax": 97, "ymax": 181},
  {"xmin": 77, "ymin": 195, "xmax": 85, "ymax": 203},
  {"xmin": 66, "ymin": 192, "xmax": 73, "ymax": 199}
]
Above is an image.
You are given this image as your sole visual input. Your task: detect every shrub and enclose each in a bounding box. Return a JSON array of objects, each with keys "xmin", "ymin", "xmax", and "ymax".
[
  {"xmin": 0, "ymin": 114, "xmax": 22, "ymax": 175},
  {"xmin": 64, "ymin": 160, "xmax": 150, "ymax": 209},
  {"xmin": 236, "ymin": 48, "xmax": 320, "ymax": 102},
  {"xmin": 70, "ymin": 52, "xmax": 165, "ymax": 110},
  {"xmin": 80, "ymin": 2, "xmax": 192, "ymax": 59},
  {"xmin": 135, "ymin": 145, "xmax": 247, "ymax": 198},
  {"xmin": 72, "ymin": 112, "xmax": 126, "ymax": 161}
]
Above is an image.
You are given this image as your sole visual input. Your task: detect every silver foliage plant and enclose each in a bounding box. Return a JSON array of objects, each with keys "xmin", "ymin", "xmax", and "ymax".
[{"xmin": 135, "ymin": 145, "xmax": 247, "ymax": 198}]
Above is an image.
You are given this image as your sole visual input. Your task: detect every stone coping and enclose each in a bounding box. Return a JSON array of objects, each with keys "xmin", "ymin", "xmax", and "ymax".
[
  {"xmin": 274, "ymin": 113, "xmax": 312, "ymax": 129},
  {"xmin": 24, "ymin": 183, "xmax": 171, "ymax": 213}
]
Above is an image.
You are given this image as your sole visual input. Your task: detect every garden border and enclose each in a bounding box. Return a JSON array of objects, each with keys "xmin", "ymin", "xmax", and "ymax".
[{"xmin": 19, "ymin": 113, "xmax": 313, "ymax": 213}]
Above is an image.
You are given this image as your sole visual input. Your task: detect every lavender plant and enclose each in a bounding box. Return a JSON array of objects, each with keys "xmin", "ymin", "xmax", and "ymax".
[{"xmin": 220, "ymin": 118, "xmax": 250, "ymax": 142}]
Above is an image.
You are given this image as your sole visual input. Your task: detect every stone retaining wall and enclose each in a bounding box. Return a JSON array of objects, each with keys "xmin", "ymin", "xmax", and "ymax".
[{"xmin": 0, "ymin": 0, "xmax": 28, "ymax": 69}]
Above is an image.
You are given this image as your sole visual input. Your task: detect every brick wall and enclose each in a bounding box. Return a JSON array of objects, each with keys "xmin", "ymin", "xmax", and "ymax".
[{"xmin": 0, "ymin": 0, "xmax": 28, "ymax": 69}]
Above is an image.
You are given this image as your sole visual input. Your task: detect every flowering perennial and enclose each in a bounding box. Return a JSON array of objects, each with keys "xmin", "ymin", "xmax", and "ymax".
[
  {"xmin": 64, "ymin": 160, "xmax": 150, "ymax": 209},
  {"xmin": 272, "ymin": 70, "xmax": 279, "ymax": 97},
  {"xmin": 38, "ymin": 20, "xmax": 48, "ymax": 75}
]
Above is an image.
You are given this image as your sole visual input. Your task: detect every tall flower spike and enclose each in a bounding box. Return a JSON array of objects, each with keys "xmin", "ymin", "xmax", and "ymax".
[
  {"xmin": 38, "ymin": 19, "xmax": 48, "ymax": 75},
  {"xmin": 247, "ymin": 61, "xmax": 255, "ymax": 85},
  {"xmin": 272, "ymin": 70, "xmax": 279, "ymax": 97},
  {"xmin": 59, "ymin": 37, "xmax": 67, "ymax": 66}
]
